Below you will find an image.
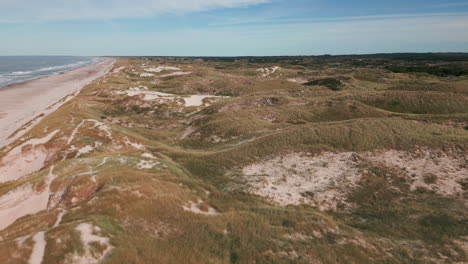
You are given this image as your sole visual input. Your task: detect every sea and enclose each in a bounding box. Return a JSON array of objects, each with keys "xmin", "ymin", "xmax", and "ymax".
[{"xmin": 0, "ymin": 56, "xmax": 101, "ymax": 87}]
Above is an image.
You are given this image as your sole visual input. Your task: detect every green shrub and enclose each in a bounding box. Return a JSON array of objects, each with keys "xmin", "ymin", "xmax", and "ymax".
[{"xmin": 303, "ymin": 78, "xmax": 344, "ymax": 91}]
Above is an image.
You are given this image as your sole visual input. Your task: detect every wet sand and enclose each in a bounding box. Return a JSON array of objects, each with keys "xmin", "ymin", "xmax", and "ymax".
[{"xmin": 0, "ymin": 59, "xmax": 115, "ymax": 149}]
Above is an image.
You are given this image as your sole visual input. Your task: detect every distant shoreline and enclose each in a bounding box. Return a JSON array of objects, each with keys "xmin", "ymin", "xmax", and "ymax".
[
  {"xmin": 0, "ymin": 58, "xmax": 115, "ymax": 149},
  {"xmin": 0, "ymin": 57, "xmax": 103, "ymax": 90}
]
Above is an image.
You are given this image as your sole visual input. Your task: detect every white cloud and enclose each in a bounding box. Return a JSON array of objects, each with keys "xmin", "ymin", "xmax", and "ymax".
[
  {"xmin": 0, "ymin": 0, "xmax": 270, "ymax": 22},
  {"xmin": 211, "ymin": 11, "xmax": 468, "ymax": 26}
]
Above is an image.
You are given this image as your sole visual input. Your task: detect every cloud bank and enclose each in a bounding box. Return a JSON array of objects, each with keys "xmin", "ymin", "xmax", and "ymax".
[{"xmin": 0, "ymin": 0, "xmax": 270, "ymax": 22}]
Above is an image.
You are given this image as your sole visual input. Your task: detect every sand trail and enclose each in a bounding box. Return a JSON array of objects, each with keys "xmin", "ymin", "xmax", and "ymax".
[{"xmin": 29, "ymin": 232, "xmax": 46, "ymax": 264}]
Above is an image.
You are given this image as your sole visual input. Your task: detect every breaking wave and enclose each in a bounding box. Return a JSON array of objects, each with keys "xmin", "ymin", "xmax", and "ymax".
[{"xmin": 0, "ymin": 57, "xmax": 101, "ymax": 87}]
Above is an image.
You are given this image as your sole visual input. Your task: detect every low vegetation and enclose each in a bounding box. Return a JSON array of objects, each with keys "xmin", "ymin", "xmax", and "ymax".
[
  {"xmin": 0, "ymin": 54, "xmax": 467, "ymax": 263},
  {"xmin": 386, "ymin": 64, "xmax": 468, "ymax": 77}
]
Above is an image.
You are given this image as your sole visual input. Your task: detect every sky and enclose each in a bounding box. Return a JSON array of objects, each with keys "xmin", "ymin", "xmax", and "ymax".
[{"xmin": 1, "ymin": 0, "xmax": 468, "ymax": 56}]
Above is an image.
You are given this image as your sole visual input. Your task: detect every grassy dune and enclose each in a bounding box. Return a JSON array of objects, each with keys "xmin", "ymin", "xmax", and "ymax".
[{"xmin": 0, "ymin": 56, "xmax": 466, "ymax": 263}]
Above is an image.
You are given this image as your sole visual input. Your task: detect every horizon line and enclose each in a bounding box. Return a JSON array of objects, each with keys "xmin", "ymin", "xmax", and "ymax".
[{"xmin": 2, "ymin": 52, "xmax": 468, "ymax": 58}]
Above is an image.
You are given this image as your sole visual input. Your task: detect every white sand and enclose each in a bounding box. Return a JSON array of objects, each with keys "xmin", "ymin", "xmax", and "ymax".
[
  {"xmin": 53, "ymin": 210, "xmax": 66, "ymax": 228},
  {"xmin": 68, "ymin": 223, "xmax": 112, "ymax": 263},
  {"xmin": 0, "ymin": 129, "xmax": 59, "ymax": 183},
  {"xmin": 0, "ymin": 59, "xmax": 115, "ymax": 149},
  {"xmin": 183, "ymin": 95, "xmax": 218, "ymax": 107},
  {"xmin": 183, "ymin": 199, "xmax": 218, "ymax": 215},
  {"xmin": 144, "ymin": 66, "xmax": 180, "ymax": 73},
  {"xmin": 76, "ymin": 223, "xmax": 109, "ymax": 244},
  {"xmin": 116, "ymin": 87, "xmax": 226, "ymax": 107},
  {"xmin": 124, "ymin": 138, "xmax": 146, "ymax": 150},
  {"xmin": 257, "ymin": 66, "xmax": 280, "ymax": 78},
  {"xmin": 112, "ymin": 66, "xmax": 125, "ymax": 73},
  {"xmin": 0, "ymin": 166, "xmax": 56, "ymax": 230},
  {"xmin": 287, "ymin": 77, "xmax": 309, "ymax": 84},
  {"xmin": 76, "ymin": 141, "xmax": 103, "ymax": 157},
  {"xmin": 364, "ymin": 149, "xmax": 467, "ymax": 196},
  {"xmin": 160, "ymin": 71, "xmax": 192, "ymax": 78},
  {"xmin": 242, "ymin": 149, "xmax": 467, "ymax": 210},
  {"xmin": 136, "ymin": 160, "xmax": 160, "ymax": 169},
  {"xmin": 29, "ymin": 231, "xmax": 46, "ymax": 264},
  {"xmin": 140, "ymin": 73, "xmax": 155, "ymax": 77},
  {"xmin": 141, "ymin": 153, "xmax": 155, "ymax": 159},
  {"xmin": 137, "ymin": 153, "xmax": 159, "ymax": 169},
  {"xmin": 243, "ymin": 152, "xmax": 361, "ymax": 210},
  {"xmin": 0, "ymin": 184, "xmax": 49, "ymax": 230},
  {"xmin": 96, "ymin": 157, "xmax": 110, "ymax": 168},
  {"xmin": 180, "ymin": 126, "xmax": 196, "ymax": 139}
]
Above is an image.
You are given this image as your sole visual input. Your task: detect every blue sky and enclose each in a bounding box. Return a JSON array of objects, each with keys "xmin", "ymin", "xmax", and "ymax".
[{"xmin": 1, "ymin": 0, "xmax": 468, "ymax": 56}]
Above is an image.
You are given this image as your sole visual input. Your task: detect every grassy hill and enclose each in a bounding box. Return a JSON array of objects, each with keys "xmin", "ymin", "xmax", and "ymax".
[{"xmin": 0, "ymin": 55, "xmax": 466, "ymax": 263}]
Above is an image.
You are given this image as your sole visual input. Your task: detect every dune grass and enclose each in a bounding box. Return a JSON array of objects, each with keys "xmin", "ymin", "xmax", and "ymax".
[{"xmin": 0, "ymin": 57, "xmax": 467, "ymax": 263}]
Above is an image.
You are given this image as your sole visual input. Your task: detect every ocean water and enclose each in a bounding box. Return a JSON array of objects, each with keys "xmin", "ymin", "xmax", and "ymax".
[{"xmin": 0, "ymin": 56, "xmax": 101, "ymax": 87}]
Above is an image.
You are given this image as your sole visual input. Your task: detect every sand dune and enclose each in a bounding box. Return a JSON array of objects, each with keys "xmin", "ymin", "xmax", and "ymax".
[{"xmin": 0, "ymin": 129, "xmax": 59, "ymax": 183}]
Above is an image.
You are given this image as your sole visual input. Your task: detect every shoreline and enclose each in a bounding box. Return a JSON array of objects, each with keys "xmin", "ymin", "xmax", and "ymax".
[
  {"xmin": 0, "ymin": 57, "xmax": 103, "ymax": 90},
  {"xmin": 0, "ymin": 58, "xmax": 115, "ymax": 149}
]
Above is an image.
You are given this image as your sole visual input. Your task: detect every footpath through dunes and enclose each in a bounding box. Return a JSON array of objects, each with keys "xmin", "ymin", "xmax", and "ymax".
[
  {"xmin": 0, "ymin": 57, "xmax": 466, "ymax": 264},
  {"xmin": 0, "ymin": 59, "xmax": 115, "ymax": 149}
]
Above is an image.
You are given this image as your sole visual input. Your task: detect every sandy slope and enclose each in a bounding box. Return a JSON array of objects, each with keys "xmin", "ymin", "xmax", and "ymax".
[{"xmin": 0, "ymin": 59, "xmax": 115, "ymax": 149}]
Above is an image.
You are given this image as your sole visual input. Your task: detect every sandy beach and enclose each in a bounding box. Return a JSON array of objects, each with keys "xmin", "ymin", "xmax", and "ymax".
[{"xmin": 0, "ymin": 59, "xmax": 115, "ymax": 149}]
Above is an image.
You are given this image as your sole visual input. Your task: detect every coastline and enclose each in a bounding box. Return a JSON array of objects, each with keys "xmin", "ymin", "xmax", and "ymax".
[
  {"xmin": 0, "ymin": 58, "xmax": 115, "ymax": 149},
  {"xmin": 0, "ymin": 56, "xmax": 101, "ymax": 89}
]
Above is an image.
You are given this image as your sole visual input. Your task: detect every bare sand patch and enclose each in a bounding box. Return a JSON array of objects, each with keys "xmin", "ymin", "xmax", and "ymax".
[
  {"xmin": 139, "ymin": 73, "xmax": 155, "ymax": 77},
  {"xmin": 180, "ymin": 126, "xmax": 196, "ymax": 139},
  {"xmin": 160, "ymin": 71, "xmax": 192, "ymax": 78},
  {"xmin": 29, "ymin": 231, "xmax": 46, "ymax": 264},
  {"xmin": 53, "ymin": 210, "xmax": 66, "ymax": 228},
  {"xmin": 242, "ymin": 149, "xmax": 467, "ymax": 210},
  {"xmin": 115, "ymin": 86, "xmax": 227, "ymax": 107},
  {"xmin": 0, "ymin": 184, "xmax": 50, "ymax": 230},
  {"xmin": 67, "ymin": 223, "xmax": 112, "ymax": 263},
  {"xmin": 0, "ymin": 166, "xmax": 56, "ymax": 230},
  {"xmin": 112, "ymin": 66, "xmax": 125, "ymax": 73},
  {"xmin": 0, "ymin": 129, "xmax": 59, "ymax": 183},
  {"xmin": 363, "ymin": 149, "xmax": 467, "ymax": 196},
  {"xmin": 135, "ymin": 153, "xmax": 160, "ymax": 169},
  {"xmin": 76, "ymin": 141, "xmax": 103, "ymax": 157},
  {"xmin": 183, "ymin": 95, "xmax": 222, "ymax": 107},
  {"xmin": 123, "ymin": 138, "xmax": 146, "ymax": 150},
  {"xmin": 116, "ymin": 85, "xmax": 175, "ymax": 101},
  {"xmin": 144, "ymin": 66, "xmax": 180, "ymax": 73},
  {"xmin": 257, "ymin": 66, "xmax": 280, "ymax": 78},
  {"xmin": 136, "ymin": 160, "xmax": 160, "ymax": 170},
  {"xmin": 183, "ymin": 199, "xmax": 218, "ymax": 215},
  {"xmin": 243, "ymin": 152, "xmax": 361, "ymax": 210},
  {"xmin": 287, "ymin": 77, "xmax": 309, "ymax": 84},
  {"xmin": 76, "ymin": 223, "xmax": 110, "ymax": 246},
  {"xmin": 141, "ymin": 153, "xmax": 155, "ymax": 159}
]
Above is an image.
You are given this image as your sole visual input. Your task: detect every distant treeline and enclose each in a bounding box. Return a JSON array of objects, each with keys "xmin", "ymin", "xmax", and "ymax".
[
  {"xmin": 329, "ymin": 53, "xmax": 468, "ymax": 62},
  {"xmin": 118, "ymin": 53, "xmax": 468, "ymax": 63},
  {"xmin": 386, "ymin": 65, "xmax": 468, "ymax": 77}
]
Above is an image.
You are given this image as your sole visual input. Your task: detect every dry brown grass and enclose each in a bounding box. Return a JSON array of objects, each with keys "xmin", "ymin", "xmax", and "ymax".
[{"xmin": 0, "ymin": 57, "xmax": 466, "ymax": 263}]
